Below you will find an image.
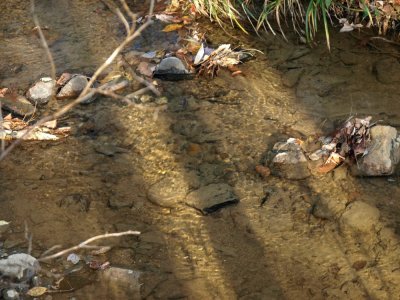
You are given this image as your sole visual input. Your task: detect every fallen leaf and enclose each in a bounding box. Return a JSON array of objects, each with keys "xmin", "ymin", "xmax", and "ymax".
[
  {"xmin": 27, "ymin": 287, "xmax": 48, "ymax": 297},
  {"xmin": 317, "ymin": 162, "xmax": 337, "ymax": 173},
  {"xmin": 162, "ymin": 23, "xmax": 184, "ymax": 32}
]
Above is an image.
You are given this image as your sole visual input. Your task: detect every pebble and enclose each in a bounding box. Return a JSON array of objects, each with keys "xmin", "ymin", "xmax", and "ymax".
[
  {"xmin": 1, "ymin": 95, "xmax": 35, "ymax": 116},
  {"xmin": 185, "ymin": 183, "xmax": 239, "ymax": 214},
  {"xmin": 153, "ymin": 57, "xmax": 191, "ymax": 81},
  {"xmin": 2, "ymin": 289, "xmax": 19, "ymax": 300},
  {"xmin": 147, "ymin": 176, "xmax": 189, "ymax": 208},
  {"xmin": 26, "ymin": 77, "xmax": 55, "ymax": 105},
  {"xmin": 57, "ymin": 75, "xmax": 88, "ymax": 99}
]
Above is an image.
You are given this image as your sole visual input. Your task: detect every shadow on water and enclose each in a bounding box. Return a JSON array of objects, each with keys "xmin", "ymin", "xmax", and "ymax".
[{"xmin": 1, "ymin": 0, "xmax": 400, "ymax": 299}]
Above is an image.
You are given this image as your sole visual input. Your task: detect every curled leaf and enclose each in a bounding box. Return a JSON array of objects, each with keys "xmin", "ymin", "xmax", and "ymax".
[
  {"xmin": 162, "ymin": 24, "xmax": 184, "ymax": 32},
  {"xmin": 27, "ymin": 287, "xmax": 48, "ymax": 297}
]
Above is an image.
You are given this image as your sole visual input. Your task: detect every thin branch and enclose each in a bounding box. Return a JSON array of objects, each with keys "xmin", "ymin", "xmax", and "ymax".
[
  {"xmin": 38, "ymin": 230, "xmax": 140, "ymax": 262},
  {"xmin": 115, "ymin": 8, "xmax": 130, "ymax": 35}
]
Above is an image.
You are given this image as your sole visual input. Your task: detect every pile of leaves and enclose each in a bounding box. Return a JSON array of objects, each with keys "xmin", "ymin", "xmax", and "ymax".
[{"xmin": 309, "ymin": 116, "xmax": 374, "ymax": 173}]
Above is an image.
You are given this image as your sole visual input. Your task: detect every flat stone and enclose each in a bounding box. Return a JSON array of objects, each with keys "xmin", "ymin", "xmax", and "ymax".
[
  {"xmin": 185, "ymin": 183, "xmax": 239, "ymax": 214},
  {"xmin": 354, "ymin": 126, "xmax": 399, "ymax": 176},
  {"xmin": 57, "ymin": 75, "xmax": 88, "ymax": 99},
  {"xmin": 94, "ymin": 144, "xmax": 129, "ymax": 156},
  {"xmin": 1, "ymin": 95, "xmax": 35, "ymax": 116},
  {"xmin": 341, "ymin": 201, "xmax": 380, "ymax": 233},
  {"xmin": 147, "ymin": 176, "xmax": 189, "ymax": 208},
  {"xmin": 26, "ymin": 77, "xmax": 55, "ymax": 105},
  {"xmin": 108, "ymin": 196, "xmax": 133, "ymax": 209},
  {"xmin": 97, "ymin": 267, "xmax": 141, "ymax": 299},
  {"xmin": 270, "ymin": 141, "xmax": 311, "ymax": 180}
]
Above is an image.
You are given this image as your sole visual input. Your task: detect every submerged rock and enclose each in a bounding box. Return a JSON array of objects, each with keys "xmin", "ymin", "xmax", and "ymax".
[
  {"xmin": 57, "ymin": 74, "xmax": 89, "ymax": 99},
  {"xmin": 270, "ymin": 140, "xmax": 311, "ymax": 180},
  {"xmin": 0, "ymin": 253, "xmax": 39, "ymax": 280},
  {"xmin": 185, "ymin": 183, "xmax": 239, "ymax": 214},
  {"xmin": 352, "ymin": 126, "xmax": 400, "ymax": 176},
  {"xmin": 153, "ymin": 57, "xmax": 191, "ymax": 81},
  {"xmin": 340, "ymin": 201, "xmax": 381, "ymax": 233},
  {"xmin": 0, "ymin": 95, "xmax": 35, "ymax": 116},
  {"xmin": 26, "ymin": 77, "xmax": 55, "ymax": 105},
  {"xmin": 98, "ymin": 267, "xmax": 141, "ymax": 299},
  {"xmin": 147, "ymin": 176, "xmax": 189, "ymax": 208}
]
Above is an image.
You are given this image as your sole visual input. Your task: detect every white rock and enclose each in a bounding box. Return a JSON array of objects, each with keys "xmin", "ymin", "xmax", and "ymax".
[{"xmin": 0, "ymin": 253, "xmax": 39, "ymax": 279}]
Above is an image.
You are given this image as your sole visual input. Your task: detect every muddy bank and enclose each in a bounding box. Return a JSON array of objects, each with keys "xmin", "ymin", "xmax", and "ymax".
[{"xmin": 1, "ymin": 1, "xmax": 400, "ymax": 299}]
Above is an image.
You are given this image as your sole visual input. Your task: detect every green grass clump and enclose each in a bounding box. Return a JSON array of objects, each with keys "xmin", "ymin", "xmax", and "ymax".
[{"xmin": 190, "ymin": 0, "xmax": 400, "ymax": 49}]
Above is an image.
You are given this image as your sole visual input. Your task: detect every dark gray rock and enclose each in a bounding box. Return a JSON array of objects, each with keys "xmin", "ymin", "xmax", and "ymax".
[
  {"xmin": 57, "ymin": 75, "xmax": 88, "ymax": 99},
  {"xmin": 0, "ymin": 95, "xmax": 35, "ymax": 116},
  {"xmin": 147, "ymin": 176, "xmax": 189, "ymax": 208},
  {"xmin": 270, "ymin": 141, "xmax": 311, "ymax": 180},
  {"xmin": 185, "ymin": 183, "xmax": 239, "ymax": 214},
  {"xmin": 353, "ymin": 126, "xmax": 400, "ymax": 176},
  {"xmin": 153, "ymin": 57, "xmax": 191, "ymax": 81},
  {"xmin": 26, "ymin": 77, "xmax": 55, "ymax": 105},
  {"xmin": 340, "ymin": 201, "xmax": 381, "ymax": 233}
]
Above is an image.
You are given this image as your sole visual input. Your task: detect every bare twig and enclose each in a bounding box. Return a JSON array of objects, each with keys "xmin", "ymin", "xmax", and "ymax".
[
  {"xmin": 0, "ymin": 0, "xmax": 156, "ymax": 161},
  {"xmin": 39, "ymin": 230, "xmax": 140, "ymax": 262}
]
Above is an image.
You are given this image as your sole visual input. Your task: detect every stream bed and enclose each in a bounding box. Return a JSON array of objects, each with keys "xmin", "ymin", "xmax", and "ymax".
[{"xmin": 1, "ymin": 0, "xmax": 400, "ymax": 299}]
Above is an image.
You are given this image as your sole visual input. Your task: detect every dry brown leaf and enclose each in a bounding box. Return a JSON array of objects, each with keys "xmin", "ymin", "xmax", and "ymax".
[
  {"xmin": 162, "ymin": 23, "xmax": 184, "ymax": 32},
  {"xmin": 27, "ymin": 286, "xmax": 48, "ymax": 297},
  {"xmin": 317, "ymin": 162, "xmax": 337, "ymax": 173}
]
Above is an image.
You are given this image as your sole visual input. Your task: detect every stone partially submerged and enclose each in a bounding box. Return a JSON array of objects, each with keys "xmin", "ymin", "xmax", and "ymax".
[
  {"xmin": 26, "ymin": 77, "xmax": 55, "ymax": 105},
  {"xmin": 270, "ymin": 139, "xmax": 311, "ymax": 180},
  {"xmin": 352, "ymin": 125, "xmax": 400, "ymax": 176},
  {"xmin": 185, "ymin": 183, "xmax": 239, "ymax": 214}
]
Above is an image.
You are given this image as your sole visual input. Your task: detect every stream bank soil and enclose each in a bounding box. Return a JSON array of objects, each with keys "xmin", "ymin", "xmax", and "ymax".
[{"xmin": 1, "ymin": 0, "xmax": 400, "ymax": 299}]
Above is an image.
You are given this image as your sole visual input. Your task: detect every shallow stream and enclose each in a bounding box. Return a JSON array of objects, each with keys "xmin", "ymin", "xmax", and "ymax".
[{"xmin": 1, "ymin": 0, "xmax": 400, "ymax": 299}]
